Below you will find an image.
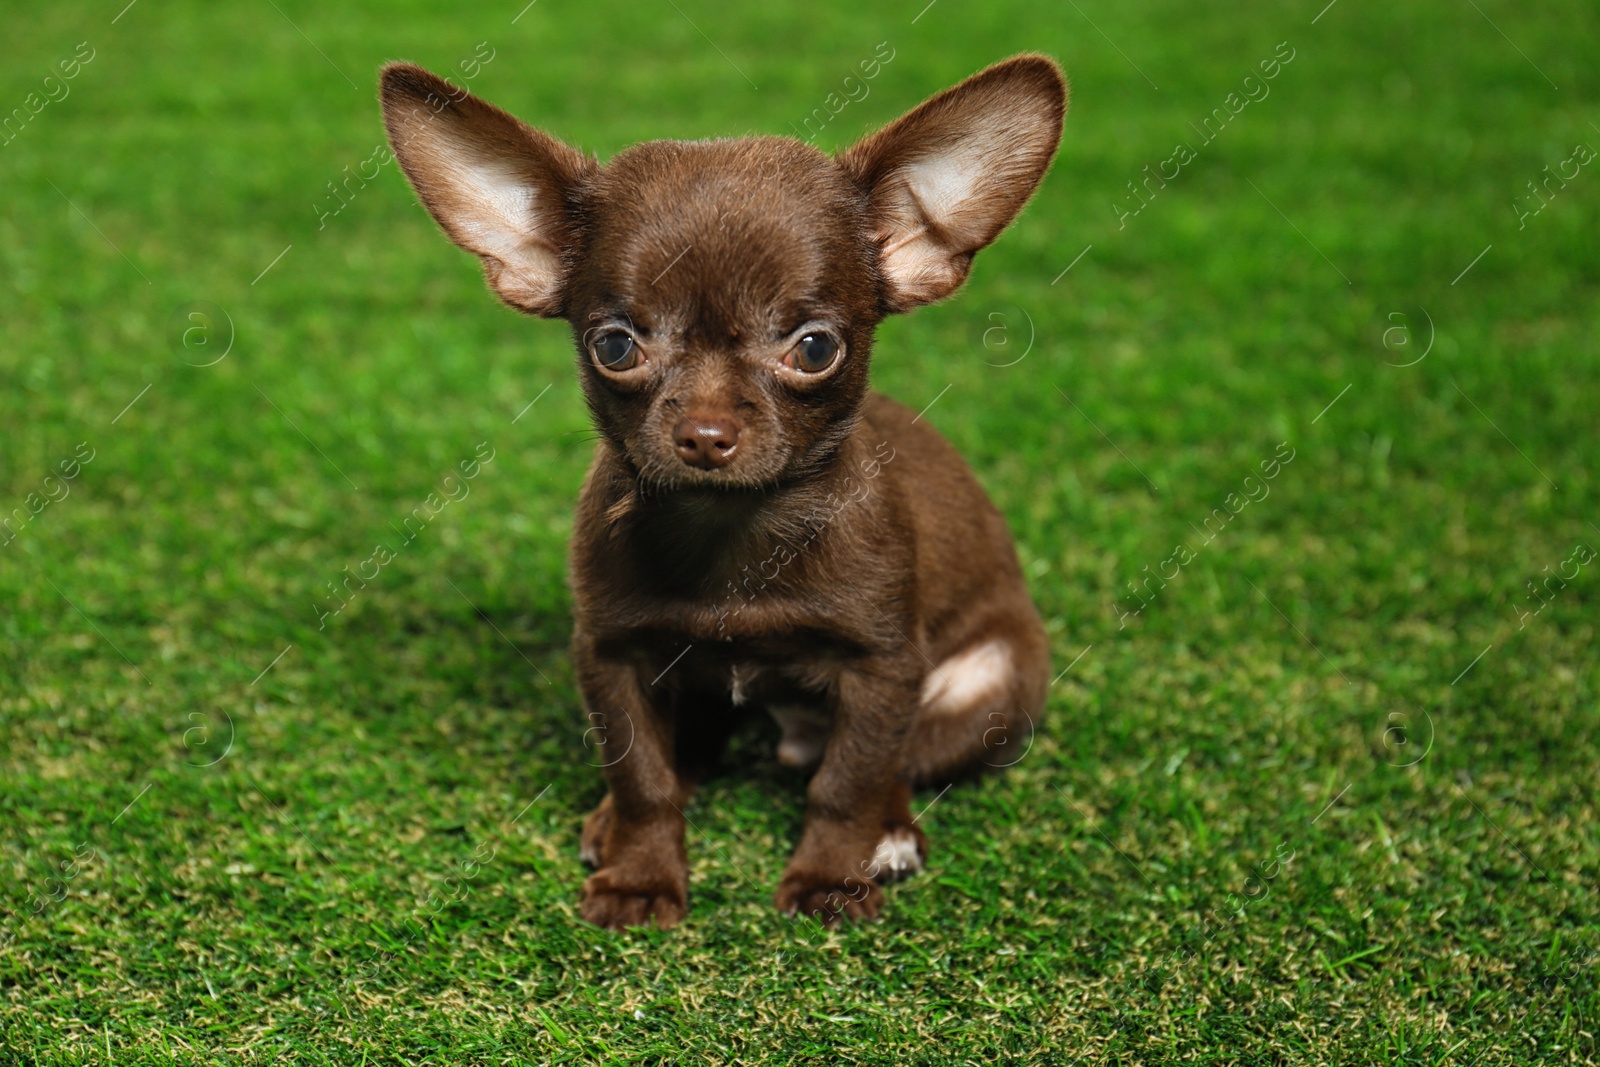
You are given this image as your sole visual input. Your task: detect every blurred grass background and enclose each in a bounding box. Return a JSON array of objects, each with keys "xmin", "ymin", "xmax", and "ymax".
[{"xmin": 1, "ymin": 0, "xmax": 1597, "ymax": 1063}]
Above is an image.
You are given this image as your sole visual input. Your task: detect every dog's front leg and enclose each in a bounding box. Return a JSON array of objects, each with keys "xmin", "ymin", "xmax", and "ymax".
[
  {"xmin": 775, "ymin": 655, "xmax": 922, "ymax": 923},
  {"xmin": 574, "ymin": 636, "xmax": 690, "ymax": 930}
]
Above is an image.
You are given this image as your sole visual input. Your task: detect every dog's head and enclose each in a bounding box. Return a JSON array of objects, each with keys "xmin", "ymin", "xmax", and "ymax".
[{"xmin": 380, "ymin": 57, "xmax": 1065, "ymax": 490}]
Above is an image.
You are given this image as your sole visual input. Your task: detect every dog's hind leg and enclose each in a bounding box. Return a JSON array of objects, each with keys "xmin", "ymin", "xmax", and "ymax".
[{"xmin": 899, "ymin": 609, "xmax": 1050, "ymax": 785}]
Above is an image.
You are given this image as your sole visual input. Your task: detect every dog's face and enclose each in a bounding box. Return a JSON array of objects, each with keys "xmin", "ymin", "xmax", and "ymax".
[
  {"xmin": 380, "ymin": 57, "xmax": 1065, "ymax": 490},
  {"xmin": 566, "ymin": 139, "xmax": 879, "ymax": 490}
]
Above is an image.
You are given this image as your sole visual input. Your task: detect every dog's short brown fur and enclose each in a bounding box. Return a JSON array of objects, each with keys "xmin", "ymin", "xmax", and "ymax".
[{"xmin": 380, "ymin": 55, "xmax": 1067, "ymax": 928}]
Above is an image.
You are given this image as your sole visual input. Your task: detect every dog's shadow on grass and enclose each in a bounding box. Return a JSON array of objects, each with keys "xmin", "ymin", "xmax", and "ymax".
[
  {"xmin": 328, "ymin": 590, "xmax": 577, "ymax": 750},
  {"xmin": 332, "ymin": 592, "xmax": 935, "ymax": 838}
]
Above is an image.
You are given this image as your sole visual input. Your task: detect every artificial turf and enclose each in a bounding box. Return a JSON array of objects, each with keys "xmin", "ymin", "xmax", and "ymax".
[{"xmin": 2, "ymin": 0, "xmax": 1597, "ymax": 1063}]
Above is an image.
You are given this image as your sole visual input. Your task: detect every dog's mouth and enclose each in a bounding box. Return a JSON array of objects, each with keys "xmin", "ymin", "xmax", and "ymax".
[
  {"xmin": 617, "ymin": 439, "xmax": 774, "ymax": 495},
  {"xmin": 614, "ymin": 416, "xmax": 796, "ymax": 493},
  {"xmin": 643, "ymin": 462, "xmax": 777, "ymax": 494}
]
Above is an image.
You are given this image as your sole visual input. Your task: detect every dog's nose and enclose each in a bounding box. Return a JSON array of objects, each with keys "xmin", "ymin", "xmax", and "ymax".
[{"xmin": 673, "ymin": 414, "xmax": 741, "ymax": 469}]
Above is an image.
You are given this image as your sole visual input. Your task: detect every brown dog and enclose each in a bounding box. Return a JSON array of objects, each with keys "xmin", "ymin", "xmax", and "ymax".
[{"xmin": 380, "ymin": 54, "xmax": 1066, "ymax": 928}]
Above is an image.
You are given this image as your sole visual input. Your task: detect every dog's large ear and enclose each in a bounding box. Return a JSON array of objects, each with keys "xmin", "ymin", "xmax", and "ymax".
[
  {"xmin": 838, "ymin": 55, "xmax": 1066, "ymax": 312},
  {"xmin": 380, "ymin": 63, "xmax": 596, "ymax": 316}
]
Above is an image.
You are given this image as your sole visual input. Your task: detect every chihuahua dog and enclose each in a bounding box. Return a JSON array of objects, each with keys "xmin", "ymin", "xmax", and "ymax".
[{"xmin": 380, "ymin": 54, "xmax": 1066, "ymax": 928}]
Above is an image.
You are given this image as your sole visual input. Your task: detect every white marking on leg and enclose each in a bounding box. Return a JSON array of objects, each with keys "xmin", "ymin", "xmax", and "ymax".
[
  {"xmin": 920, "ymin": 640, "xmax": 1012, "ymax": 716},
  {"xmin": 871, "ymin": 826, "xmax": 925, "ymax": 883}
]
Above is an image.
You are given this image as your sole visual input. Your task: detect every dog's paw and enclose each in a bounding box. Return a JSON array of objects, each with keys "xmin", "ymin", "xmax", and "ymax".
[
  {"xmin": 580, "ymin": 866, "xmax": 687, "ymax": 930},
  {"xmin": 775, "ymin": 871, "xmax": 884, "ymax": 925}
]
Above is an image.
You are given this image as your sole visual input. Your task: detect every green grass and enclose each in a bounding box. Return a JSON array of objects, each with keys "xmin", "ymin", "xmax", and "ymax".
[{"xmin": 2, "ymin": 0, "xmax": 1597, "ymax": 1063}]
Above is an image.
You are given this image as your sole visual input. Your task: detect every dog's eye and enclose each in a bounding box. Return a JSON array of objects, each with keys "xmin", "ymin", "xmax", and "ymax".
[
  {"xmin": 591, "ymin": 331, "xmax": 638, "ymax": 371},
  {"xmin": 789, "ymin": 332, "xmax": 840, "ymax": 374}
]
